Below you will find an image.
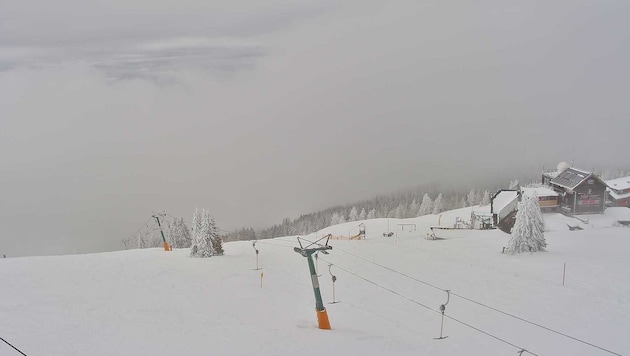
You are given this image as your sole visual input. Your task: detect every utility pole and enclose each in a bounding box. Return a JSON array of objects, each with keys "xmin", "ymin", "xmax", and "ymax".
[
  {"xmin": 294, "ymin": 235, "xmax": 333, "ymax": 330},
  {"xmin": 153, "ymin": 213, "xmax": 171, "ymax": 251}
]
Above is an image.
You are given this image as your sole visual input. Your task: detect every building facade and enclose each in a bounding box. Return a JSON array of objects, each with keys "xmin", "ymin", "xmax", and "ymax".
[
  {"xmin": 521, "ymin": 186, "xmax": 559, "ymax": 212},
  {"xmin": 543, "ymin": 167, "xmax": 606, "ymax": 214}
]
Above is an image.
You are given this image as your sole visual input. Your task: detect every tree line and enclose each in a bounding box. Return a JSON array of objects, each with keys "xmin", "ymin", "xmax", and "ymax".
[{"xmin": 124, "ymin": 167, "xmax": 629, "ymax": 248}]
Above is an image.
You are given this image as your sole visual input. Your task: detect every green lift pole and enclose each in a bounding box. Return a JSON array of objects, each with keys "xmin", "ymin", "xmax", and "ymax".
[
  {"xmin": 153, "ymin": 214, "xmax": 171, "ymax": 251},
  {"xmin": 294, "ymin": 235, "xmax": 333, "ymax": 329}
]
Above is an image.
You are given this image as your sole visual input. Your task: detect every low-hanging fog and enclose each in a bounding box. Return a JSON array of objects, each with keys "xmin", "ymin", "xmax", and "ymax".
[{"xmin": 1, "ymin": 1, "xmax": 629, "ymax": 257}]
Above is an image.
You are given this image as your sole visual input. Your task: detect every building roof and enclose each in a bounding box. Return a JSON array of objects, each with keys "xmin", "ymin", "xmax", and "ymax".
[
  {"xmin": 606, "ymin": 176, "xmax": 630, "ymax": 192},
  {"xmin": 606, "ymin": 176, "xmax": 630, "ymax": 201},
  {"xmin": 521, "ymin": 186, "xmax": 559, "ymax": 197},
  {"xmin": 542, "ymin": 170, "xmax": 560, "ymax": 179},
  {"xmin": 491, "ymin": 190, "xmax": 519, "ymax": 214},
  {"xmin": 550, "ymin": 167, "xmax": 598, "ymax": 190},
  {"xmin": 608, "ymin": 190, "xmax": 630, "ymax": 201}
]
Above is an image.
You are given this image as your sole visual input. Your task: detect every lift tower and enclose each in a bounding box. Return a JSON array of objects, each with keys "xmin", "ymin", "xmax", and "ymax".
[{"xmin": 294, "ymin": 235, "xmax": 333, "ymax": 329}]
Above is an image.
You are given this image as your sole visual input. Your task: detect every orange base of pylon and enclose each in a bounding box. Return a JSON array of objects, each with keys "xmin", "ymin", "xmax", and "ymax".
[
  {"xmin": 316, "ymin": 308, "xmax": 331, "ymax": 330},
  {"xmin": 163, "ymin": 242, "xmax": 171, "ymax": 251}
]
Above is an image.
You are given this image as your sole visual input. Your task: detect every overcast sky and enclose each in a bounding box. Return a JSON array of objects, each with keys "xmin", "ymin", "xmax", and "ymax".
[{"xmin": 1, "ymin": 1, "xmax": 629, "ymax": 257}]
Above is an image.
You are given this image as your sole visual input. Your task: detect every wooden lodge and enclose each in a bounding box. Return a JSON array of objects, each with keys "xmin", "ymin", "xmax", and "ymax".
[{"xmin": 542, "ymin": 166, "xmax": 607, "ymax": 214}]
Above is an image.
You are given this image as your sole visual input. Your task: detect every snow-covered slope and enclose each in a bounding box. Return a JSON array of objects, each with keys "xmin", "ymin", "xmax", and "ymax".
[{"xmin": 1, "ymin": 208, "xmax": 629, "ymax": 356}]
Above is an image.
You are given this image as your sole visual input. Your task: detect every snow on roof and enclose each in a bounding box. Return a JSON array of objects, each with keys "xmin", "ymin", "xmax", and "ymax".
[
  {"xmin": 608, "ymin": 190, "xmax": 630, "ymax": 201},
  {"xmin": 542, "ymin": 170, "xmax": 560, "ymax": 178},
  {"xmin": 606, "ymin": 176, "xmax": 630, "ymax": 191},
  {"xmin": 521, "ymin": 186, "xmax": 559, "ymax": 197},
  {"xmin": 550, "ymin": 167, "xmax": 593, "ymax": 189},
  {"xmin": 569, "ymin": 166, "xmax": 592, "ymax": 175},
  {"xmin": 491, "ymin": 190, "xmax": 518, "ymax": 213}
]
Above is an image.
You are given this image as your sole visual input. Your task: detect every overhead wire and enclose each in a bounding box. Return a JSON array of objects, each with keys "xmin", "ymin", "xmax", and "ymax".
[
  {"xmin": 255, "ymin": 241, "xmax": 295, "ymax": 249},
  {"xmin": 127, "ymin": 216, "xmax": 153, "ymax": 240},
  {"xmin": 0, "ymin": 336, "xmax": 27, "ymax": 356},
  {"xmin": 447, "ymin": 292, "xmax": 621, "ymax": 356},
  {"xmin": 332, "ymin": 244, "xmax": 622, "ymax": 356},
  {"xmin": 260, "ymin": 238, "xmax": 540, "ymax": 355},
  {"xmin": 285, "ymin": 236, "xmax": 622, "ymax": 356},
  {"xmin": 318, "ymin": 257, "xmax": 539, "ymax": 356}
]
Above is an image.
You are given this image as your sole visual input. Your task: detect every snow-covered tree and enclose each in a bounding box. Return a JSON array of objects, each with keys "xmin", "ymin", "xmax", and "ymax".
[
  {"xmin": 348, "ymin": 206, "xmax": 358, "ymax": 222},
  {"xmin": 454, "ymin": 195, "xmax": 467, "ymax": 209},
  {"xmin": 509, "ymin": 179, "xmax": 520, "ymax": 190},
  {"xmin": 338, "ymin": 213, "xmax": 347, "ymax": 224},
  {"xmin": 168, "ymin": 218, "xmax": 192, "ymax": 248},
  {"xmin": 190, "ymin": 208, "xmax": 214, "ymax": 258},
  {"xmin": 166, "ymin": 220, "xmax": 176, "ymax": 247},
  {"xmin": 209, "ymin": 216, "xmax": 223, "ymax": 255},
  {"xmin": 366, "ymin": 208, "xmax": 376, "ymax": 220},
  {"xmin": 480, "ymin": 190, "xmax": 491, "ymax": 206},
  {"xmin": 432, "ymin": 193, "xmax": 444, "ymax": 214},
  {"xmin": 136, "ymin": 231, "xmax": 147, "ymax": 249},
  {"xmin": 330, "ymin": 212, "xmax": 340, "ymax": 226},
  {"xmin": 393, "ymin": 202, "xmax": 407, "ymax": 218},
  {"xmin": 418, "ymin": 193, "xmax": 433, "ymax": 216},
  {"xmin": 466, "ymin": 189, "xmax": 480, "ymax": 206},
  {"xmin": 506, "ymin": 193, "xmax": 546, "ymax": 254},
  {"xmin": 408, "ymin": 199, "xmax": 419, "ymax": 217},
  {"xmin": 358, "ymin": 208, "xmax": 367, "ymax": 221}
]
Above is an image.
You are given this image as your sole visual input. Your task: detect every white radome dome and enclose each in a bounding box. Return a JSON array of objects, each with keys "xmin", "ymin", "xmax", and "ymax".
[{"xmin": 557, "ymin": 161, "xmax": 570, "ymax": 172}]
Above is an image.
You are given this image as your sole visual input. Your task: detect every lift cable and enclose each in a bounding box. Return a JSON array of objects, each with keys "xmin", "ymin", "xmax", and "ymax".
[
  {"xmin": 255, "ymin": 240, "xmax": 295, "ymax": 249},
  {"xmin": 289, "ymin": 237, "xmax": 621, "ymax": 356},
  {"xmin": 124, "ymin": 216, "xmax": 154, "ymax": 242},
  {"xmin": 318, "ymin": 257, "xmax": 539, "ymax": 356},
  {"xmin": 0, "ymin": 336, "xmax": 27, "ymax": 356}
]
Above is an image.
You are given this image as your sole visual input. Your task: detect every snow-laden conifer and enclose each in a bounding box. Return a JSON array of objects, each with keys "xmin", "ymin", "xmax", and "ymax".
[
  {"xmin": 209, "ymin": 216, "xmax": 223, "ymax": 255},
  {"xmin": 467, "ymin": 190, "xmax": 480, "ymax": 206},
  {"xmin": 480, "ymin": 190, "xmax": 491, "ymax": 206},
  {"xmin": 348, "ymin": 207, "xmax": 358, "ymax": 222},
  {"xmin": 432, "ymin": 193, "xmax": 444, "ymax": 214},
  {"xmin": 359, "ymin": 208, "xmax": 367, "ymax": 221},
  {"xmin": 458, "ymin": 196, "xmax": 467, "ymax": 208},
  {"xmin": 408, "ymin": 199, "xmax": 419, "ymax": 217},
  {"xmin": 393, "ymin": 203, "xmax": 407, "ymax": 218},
  {"xmin": 506, "ymin": 193, "xmax": 546, "ymax": 254},
  {"xmin": 366, "ymin": 209, "xmax": 376, "ymax": 220},
  {"xmin": 418, "ymin": 193, "xmax": 433, "ymax": 216},
  {"xmin": 330, "ymin": 212, "xmax": 340, "ymax": 225},
  {"xmin": 168, "ymin": 218, "xmax": 192, "ymax": 248},
  {"xmin": 136, "ymin": 231, "xmax": 147, "ymax": 249},
  {"xmin": 190, "ymin": 208, "xmax": 214, "ymax": 257},
  {"xmin": 180, "ymin": 218, "xmax": 192, "ymax": 247}
]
